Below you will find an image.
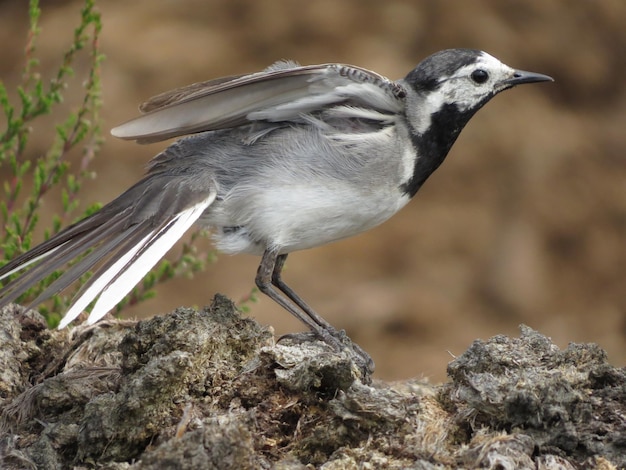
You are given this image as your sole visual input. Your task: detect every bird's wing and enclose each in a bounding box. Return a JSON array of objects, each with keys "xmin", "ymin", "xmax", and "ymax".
[{"xmin": 111, "ymin": 62, "xmax": 407, "ymax": 143}]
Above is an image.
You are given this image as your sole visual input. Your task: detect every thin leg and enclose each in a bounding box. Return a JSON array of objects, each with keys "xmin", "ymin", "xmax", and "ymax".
[
  {"xmin": 255, "ymin": 249, "xmax": 342, "ymax": 350},
  {"xmin": 255, "ymin": 248, "xmax": 375, "ymax": 374},
  {"xmin": 271, "ymin": 253, "xmax": 336, "ymax": 331}
]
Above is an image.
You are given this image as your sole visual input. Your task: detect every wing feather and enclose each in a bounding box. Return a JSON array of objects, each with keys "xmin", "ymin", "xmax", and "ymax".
[{"xmin": 111, "ymin": 63, "xmax": 406, "ymax": 143}]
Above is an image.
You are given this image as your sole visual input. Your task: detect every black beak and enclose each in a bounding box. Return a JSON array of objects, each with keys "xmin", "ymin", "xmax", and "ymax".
[{"xmin": 506, "ymin": 69, "xmax": 554, "ymax": 86}]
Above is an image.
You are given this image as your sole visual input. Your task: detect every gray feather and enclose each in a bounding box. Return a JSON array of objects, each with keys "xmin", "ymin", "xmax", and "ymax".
[{"xmin": 111, "ymin": 63, "xmax": 404, "ymax": 143}]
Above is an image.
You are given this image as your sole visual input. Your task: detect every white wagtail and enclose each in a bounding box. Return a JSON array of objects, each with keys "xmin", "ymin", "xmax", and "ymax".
[{"xmin": 0, "ymin": 49, "xmax": 552, "ymax": 370}]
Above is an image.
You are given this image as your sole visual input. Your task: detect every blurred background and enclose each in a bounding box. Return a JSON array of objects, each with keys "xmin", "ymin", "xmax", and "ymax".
[{"xmin": 0, "ymin": 0, "xmax": 624, "ymax": 382}]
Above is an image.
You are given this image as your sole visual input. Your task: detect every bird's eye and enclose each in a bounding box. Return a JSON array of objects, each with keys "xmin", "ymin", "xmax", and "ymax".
[{"xmin": 471, "ymin": 69, "xmax": 489, "ymax": 84}]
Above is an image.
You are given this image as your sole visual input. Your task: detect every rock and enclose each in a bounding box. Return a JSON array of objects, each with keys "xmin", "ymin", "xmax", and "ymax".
[{"xmin": 0, "ymin": 301, "xmax": 623, "ymax": 468}]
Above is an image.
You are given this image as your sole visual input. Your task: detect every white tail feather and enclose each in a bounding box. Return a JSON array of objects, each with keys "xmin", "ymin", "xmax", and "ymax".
[
  {"xmin": 87, "ymin": 203, "xmax": 208, "ymax": 324},
  {"xmin": 58, "ymin": 234, "xmax": 151, "ymax": 329},
  {"xmin": 58, "ymin": 198, "xmax": 213, "ymax": 329}
]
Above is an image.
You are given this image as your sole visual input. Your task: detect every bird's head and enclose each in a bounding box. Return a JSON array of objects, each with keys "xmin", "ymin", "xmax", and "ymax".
[{"xmin": 402, "ymin": 49, "xmax": 553, "ymax": 134}]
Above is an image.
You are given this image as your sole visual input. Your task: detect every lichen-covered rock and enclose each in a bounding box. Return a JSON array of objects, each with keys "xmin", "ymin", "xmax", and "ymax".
[
  {"xmin": 0, "ymin": 302, "xmax": 623, "ymax": 469},
  {"xmin": 442, "ymin": 325, "xmax": 626, "ymax": 467}
]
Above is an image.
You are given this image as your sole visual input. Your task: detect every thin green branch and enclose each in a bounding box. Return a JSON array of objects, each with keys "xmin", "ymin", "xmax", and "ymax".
[{"xmin": 1, "ymin": 0, "xmax": 220, "ymax": 326}]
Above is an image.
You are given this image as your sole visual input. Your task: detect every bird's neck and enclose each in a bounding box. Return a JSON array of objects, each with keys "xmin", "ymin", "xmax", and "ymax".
[{"xmin": 401, "ymin": 103, "xmax": 479, "ymax": 197}]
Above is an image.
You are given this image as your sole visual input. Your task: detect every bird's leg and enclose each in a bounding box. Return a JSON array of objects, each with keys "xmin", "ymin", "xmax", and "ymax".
[
  {"xmin": 256, "ymin": 249, "xmax": 374, "ymax": 374},
  {"xmin": 271, "ymin": 253, "xmax": 337, "ymax": 331},
  {"xmin": 256, "ymin": 249, "xmax": 342, "ymax": 349}
]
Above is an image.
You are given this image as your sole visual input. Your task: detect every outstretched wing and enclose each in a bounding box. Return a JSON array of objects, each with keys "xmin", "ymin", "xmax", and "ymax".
[{"xmin": 111, "ymin": 62, "xmax": 407, "ymax": 143}]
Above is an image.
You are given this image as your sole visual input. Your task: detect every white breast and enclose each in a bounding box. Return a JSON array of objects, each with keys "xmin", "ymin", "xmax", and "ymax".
[{"xmin": 206, "ymin": 124, "xmax": 414, "ymax": 255}]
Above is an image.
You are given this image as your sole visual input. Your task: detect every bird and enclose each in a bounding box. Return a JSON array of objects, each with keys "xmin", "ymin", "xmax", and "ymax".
[{"xmin": 0, "ymin": 49, "xmax": 552, "ymax": 371}]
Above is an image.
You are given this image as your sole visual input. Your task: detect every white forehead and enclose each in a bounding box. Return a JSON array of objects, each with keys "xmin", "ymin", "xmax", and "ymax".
[
  {"xmin": 455, "ymin": 51, "xmax": 515, "ymax": 78},
  {"xmin": 431, "ymin": 52, "xmax": 516, "ymax": 109}
]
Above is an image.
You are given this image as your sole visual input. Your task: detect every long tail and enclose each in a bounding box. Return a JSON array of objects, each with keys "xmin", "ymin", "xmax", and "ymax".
[{"xmin": 0, "ymin": 170, "xmax": 216, "ymax": 328}]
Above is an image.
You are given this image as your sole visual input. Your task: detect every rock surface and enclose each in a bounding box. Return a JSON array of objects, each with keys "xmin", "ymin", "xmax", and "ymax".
[{"xmin": 1, "ymin": 299, "xmax": 623, "ymax": 468}]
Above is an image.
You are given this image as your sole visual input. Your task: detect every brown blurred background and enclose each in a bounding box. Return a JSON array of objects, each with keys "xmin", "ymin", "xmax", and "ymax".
[{"xmin": 0, "ymin": 0, "xmax": 624, "ymax": 382}]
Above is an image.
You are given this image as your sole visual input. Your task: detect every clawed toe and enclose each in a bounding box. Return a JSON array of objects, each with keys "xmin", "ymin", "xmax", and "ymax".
[{"xmin": 277, "ymin": 329, "xmax": 375, "ymax": 378}]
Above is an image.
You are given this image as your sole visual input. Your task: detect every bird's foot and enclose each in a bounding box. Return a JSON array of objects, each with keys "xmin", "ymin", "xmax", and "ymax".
[{"xmin": 277, "ymin": 328, "xmax": 375, "ymax": 379}]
